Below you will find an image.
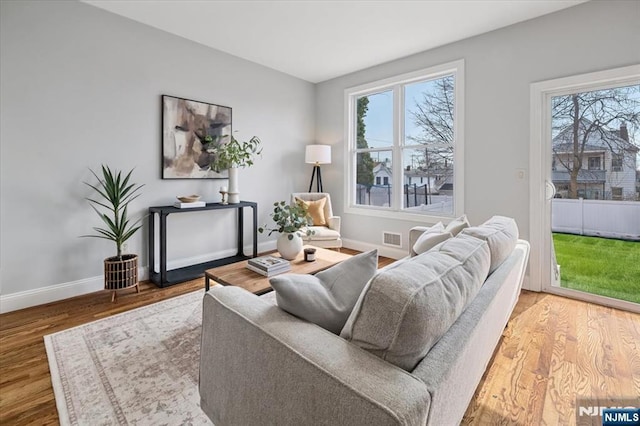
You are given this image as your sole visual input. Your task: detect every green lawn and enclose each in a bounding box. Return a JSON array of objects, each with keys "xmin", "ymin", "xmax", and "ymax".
[{"xmin": 553, "ymin": 233, "xmax": 640, "ymax": 304}]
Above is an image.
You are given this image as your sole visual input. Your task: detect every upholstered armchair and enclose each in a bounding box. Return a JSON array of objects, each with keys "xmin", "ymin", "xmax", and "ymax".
[{"xmin": 291, "ymin": 192, "xmax": 342, "ymax": 249}]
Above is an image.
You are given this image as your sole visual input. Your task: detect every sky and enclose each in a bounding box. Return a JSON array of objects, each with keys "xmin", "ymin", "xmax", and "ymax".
[{"xmin": 361, "ymin": 78, "xmax": 447, "ymax": 167}]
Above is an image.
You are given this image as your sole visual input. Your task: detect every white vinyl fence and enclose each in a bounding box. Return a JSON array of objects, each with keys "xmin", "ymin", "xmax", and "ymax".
[{"xmin": 552, "ymin": 199, "xmax": 640, "ymax": 240}]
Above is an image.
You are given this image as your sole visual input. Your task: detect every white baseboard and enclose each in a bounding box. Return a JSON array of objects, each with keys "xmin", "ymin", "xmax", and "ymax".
[
  {"xmin": 0, "ymin": 266, "xmax": 148, "ymax": 314},
  {"xmin": 0, "ymin": 241, "xmax": 276, "ymax": 314},
  {"xmin": 342, "ymin": 238, "xmax": 407, "ymax": 260},
  {"xmin": 522, "ymin": 275, "xmax": 532, "ymax": 291}
]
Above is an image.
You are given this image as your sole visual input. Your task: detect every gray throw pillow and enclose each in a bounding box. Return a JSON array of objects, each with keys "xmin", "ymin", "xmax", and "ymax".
[{"xmin": 269, "ymin": 250, "xmax": 378, "ymax": 334}]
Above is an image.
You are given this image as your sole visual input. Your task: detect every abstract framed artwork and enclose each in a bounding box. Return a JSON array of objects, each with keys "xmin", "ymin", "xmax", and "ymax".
[{"xmin": 162, "ymin": 95, "xmax": 232, "ymax": 179}]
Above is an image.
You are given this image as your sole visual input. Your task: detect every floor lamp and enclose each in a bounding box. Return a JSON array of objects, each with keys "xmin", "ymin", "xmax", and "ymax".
[{"xmin": 305, "ymin": 145, "xmax": 331, "ymax": 192}]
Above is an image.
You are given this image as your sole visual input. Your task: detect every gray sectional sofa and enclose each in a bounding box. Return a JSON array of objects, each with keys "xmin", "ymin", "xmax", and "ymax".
[{"xmin": 199, "ymin": 217, "xmax": 530, "ymax": 425}]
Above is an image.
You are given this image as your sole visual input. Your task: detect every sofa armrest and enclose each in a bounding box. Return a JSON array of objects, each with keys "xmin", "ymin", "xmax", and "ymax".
[
  {"xmin": 327, "ymin": 215, "xmax": 341, "ymax": 233},
  {"xmin": 200, "ymin": 286, "xmax": 430, "ymax": 426},
  {"xmin": 409, "ymin": 226, "xmax": 430, "ymax": 256}
]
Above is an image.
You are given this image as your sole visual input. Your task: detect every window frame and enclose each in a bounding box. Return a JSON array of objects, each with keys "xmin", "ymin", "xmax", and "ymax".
[
  {"xmin": 611, "ymin": 186, "xmax": 623, "ymax": 200},
  {"xmin": 588, "ymin": 156, "xmax": 601, "ymax": 170},
  {"xmin": 343, "ymin": 59, "xmax": 465, "ymax": 222},
  {"xmin": 611, "ymin": 153, "xmax": 624, "ymax": 172}
]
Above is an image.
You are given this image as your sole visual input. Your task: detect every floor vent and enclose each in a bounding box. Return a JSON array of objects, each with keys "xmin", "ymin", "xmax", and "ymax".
[{"xmin": 382, "ymin": 232, "xmax": 402, "ymax": 248}]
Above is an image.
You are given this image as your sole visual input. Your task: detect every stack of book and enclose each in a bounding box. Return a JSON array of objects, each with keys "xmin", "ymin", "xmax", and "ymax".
[
  {"xmin": 246, "ymin": 255, "xmax": 291, "ymax": 277},
  {"xmin": 173, "ymin": 201, "xmax": 206, "ymax": 209}
]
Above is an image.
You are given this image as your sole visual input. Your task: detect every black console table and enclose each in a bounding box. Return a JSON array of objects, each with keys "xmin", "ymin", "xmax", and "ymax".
[{"xmin": 148, "ymin": 201, "xmax": 258, "ymax": 287}]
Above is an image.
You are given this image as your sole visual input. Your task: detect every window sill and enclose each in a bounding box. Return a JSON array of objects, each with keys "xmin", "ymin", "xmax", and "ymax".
[{"xmin": 343, "ymin": 205, "xmax": 455, "ymax": 224}]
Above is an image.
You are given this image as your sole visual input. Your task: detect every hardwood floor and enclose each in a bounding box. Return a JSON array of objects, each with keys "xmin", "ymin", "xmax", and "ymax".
[
  {"xmin": 1, "ymin": 250, "xmax": 638, "ymax": 425},
  {"xmin": 462, "ymin": 291, "xmax": 640, "ymax": 425}
]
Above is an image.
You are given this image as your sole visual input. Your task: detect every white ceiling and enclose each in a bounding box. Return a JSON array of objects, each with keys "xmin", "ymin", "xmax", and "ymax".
[{"xmin": 83, "ymin": 0, "xmax": 586, "ymax": 83}]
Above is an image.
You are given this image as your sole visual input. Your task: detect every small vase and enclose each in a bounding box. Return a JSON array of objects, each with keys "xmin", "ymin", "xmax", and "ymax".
[
  {"xmin": 228, "ymin": 167, "xmax": 240, "ymax": 204},
  {"xmin": 277, "ymin": 233, "xmax": 303, "ymax": 260}
]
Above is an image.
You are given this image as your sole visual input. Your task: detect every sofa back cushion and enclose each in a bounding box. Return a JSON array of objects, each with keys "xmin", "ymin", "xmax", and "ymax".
[
  {"xmin": 460, "ymin": 216, "xmax": 519, "ymax": 274},
  {"xmin": 340, "ymin": 234, "xmax": 491, "ymax": 371}
]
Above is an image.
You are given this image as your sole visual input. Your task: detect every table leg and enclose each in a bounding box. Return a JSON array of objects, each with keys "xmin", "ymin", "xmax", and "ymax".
[
  {"xmin": 237, "ymin": 207, "xmax": 244, "ymax": 257},
  {"xmin": 252, "ymin": 205, "xmax": 258, "ymax": 257},
  {"xmin": 148, "ymin": 211, "xmax": 155, "ymax": 280},
  {"xmin": 160, "ymin": 212, "xmax": 167, "ymax": 287}
]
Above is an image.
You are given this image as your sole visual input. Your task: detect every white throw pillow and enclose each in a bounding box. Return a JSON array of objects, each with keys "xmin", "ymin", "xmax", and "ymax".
[
  {"xmin": 412, "ymin": 222, "xmax": 453, "ymax": 255},
  {"xmin": 269, "ymin": 250, "xmax": 378, "ymax": 334},
  {"xmin": 445, "ymin": 214, "xmax": 470, "ymax": 236}
]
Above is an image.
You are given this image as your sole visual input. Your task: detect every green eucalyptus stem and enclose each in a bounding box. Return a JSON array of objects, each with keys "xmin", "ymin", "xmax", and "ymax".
[
  {"xmin": 258, "ymin": 201, "xmax": 314, "ymax": 237},
  {"xmin": 209, "ymin": 135, "xmax": 262, "ymax": 172}
]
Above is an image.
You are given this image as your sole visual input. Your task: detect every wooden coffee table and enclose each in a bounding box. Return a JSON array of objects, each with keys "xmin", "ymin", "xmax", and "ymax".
[{"xmin": 204, "ymin": 246, "xmax": 352, "ymax": 294}]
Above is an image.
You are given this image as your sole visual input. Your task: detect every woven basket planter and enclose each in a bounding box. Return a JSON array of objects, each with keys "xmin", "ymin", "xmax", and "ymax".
[{"xmin": 104, "ymin": 254, "xmax": 139, "ymax": 302}]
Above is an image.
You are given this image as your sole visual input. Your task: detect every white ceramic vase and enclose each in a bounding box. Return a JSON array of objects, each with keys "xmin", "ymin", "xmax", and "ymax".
[
  {"xmin": 277, "ymin": 233, "xmax": 303, "ymax": 260},
  {"xmin": 227, "ymin": 167, "xmax": 240, "ymax": 204}
]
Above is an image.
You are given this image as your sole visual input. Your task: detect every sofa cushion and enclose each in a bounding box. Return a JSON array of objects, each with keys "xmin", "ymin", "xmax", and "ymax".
[
  {"xmin": 412, "ymin": 222, "xmax": 453, "ymax": 255},
  {"xmin": 461, "ymin": 216, "xmax": 519, "ymax": 273},
  {"xmin": 341, "ymin": 235, "xmax": 490, "ymax": 371},
  {"xmin": 301, "ymin": 226, "xmax": 340, "ymax": 241},
  {"xmin": 269, "ymin": 250, "xmax": 378, "ymax": 334},
  {"xmin": 445, "ymin": 214, "xmax": 470, "ymax": 236}
]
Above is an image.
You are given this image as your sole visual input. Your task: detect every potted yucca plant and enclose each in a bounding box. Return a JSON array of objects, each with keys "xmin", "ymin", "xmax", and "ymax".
[{"xmin": 83, "ymin": 165, "xmax": 144, "ymax": 302}]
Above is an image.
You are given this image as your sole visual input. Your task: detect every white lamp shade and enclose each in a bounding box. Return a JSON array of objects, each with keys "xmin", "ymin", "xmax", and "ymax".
[{"xmin": 305, "ymin": 145, "xmax": 331, "ymax": 164}]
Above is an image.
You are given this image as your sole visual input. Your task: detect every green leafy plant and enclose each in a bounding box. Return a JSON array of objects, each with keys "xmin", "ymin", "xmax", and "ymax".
[
  {"xmin": 208, "ymin": 135, "xmax": 262, "ymax": 172},
  {"xmin": 259, "ymin": 201, "xmax": 314, "ymax": 240},
  {"xmin": 82, "ymin": 165, "xmax": 144, "ymax": 259}
]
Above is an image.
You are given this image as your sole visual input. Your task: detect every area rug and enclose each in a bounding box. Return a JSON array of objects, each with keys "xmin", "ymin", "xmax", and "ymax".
[{"xmin": 44, "ymin": 290, "xmax": 213, "ymax": 425}]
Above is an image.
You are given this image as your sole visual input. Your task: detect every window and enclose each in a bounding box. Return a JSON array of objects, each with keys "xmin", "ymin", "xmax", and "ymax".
[
  {"xmin": 588, "ymin": 156, "xmax": 601, "ymax": 170},
  {"xmin": 612, "ymin": 187, "xmax": 623, "ymax": 200},
  {"xmin": 345, "ymin": 60, "xmax": 464, "ymax": 220},
  {"xmin": 612, "ymin": 153, "xmax": 623, "ymax": 172}
]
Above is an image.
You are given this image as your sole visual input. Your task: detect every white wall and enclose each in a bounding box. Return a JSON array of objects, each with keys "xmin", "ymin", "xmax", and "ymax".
[
  {"xmin": 315, "ymin": 0, "xmax": 639, "ymax": 253},
  {"xmin": 0, "ymin": 1, "xmax": 315, "ymax": 310}
]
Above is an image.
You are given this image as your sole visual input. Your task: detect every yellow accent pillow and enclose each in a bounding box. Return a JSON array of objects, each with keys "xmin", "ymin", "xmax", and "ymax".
[{"xmin": 295, "ymin": 197, "xmax": 327, "ymax": 226}]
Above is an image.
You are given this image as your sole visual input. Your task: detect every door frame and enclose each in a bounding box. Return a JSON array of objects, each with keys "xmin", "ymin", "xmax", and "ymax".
[{"xmin": 529, "ymin": 64, "xmax": 640, "ymax": 312}]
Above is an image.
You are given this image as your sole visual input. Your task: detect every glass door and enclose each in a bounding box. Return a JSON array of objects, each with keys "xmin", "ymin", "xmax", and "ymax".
[
  {"xmin": 545, "ymin": 85, "xmax": 640, "ymax": 311},
  {"xmin": 529, "ymin": 65, "xmax": 640, "ymax": 313}
]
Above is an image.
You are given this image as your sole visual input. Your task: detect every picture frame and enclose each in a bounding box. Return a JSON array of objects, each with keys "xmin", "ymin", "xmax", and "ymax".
[{"xmin": 161, "ymin": 95, "xmax": 232, "ymax": 179}]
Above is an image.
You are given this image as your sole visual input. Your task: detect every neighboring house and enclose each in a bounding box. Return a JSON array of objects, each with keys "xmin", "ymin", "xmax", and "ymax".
[
  {"xmin": 403, "ymin": 165, "xmax": 453, "ymax": 195},
  {"xmin": 375, "ymin": 161, "xmax": 453, "ymax": 194},
  {"xmin": 370, "ymin": 162, "xmax": 454, "ymax": 207},
  {"xmin": 373, "ymin": 162, "xmax": 392, "ymax": 186},
  {"xmin": 552, "ymin": 122, "xmax": 638, "ymax": 200}
]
